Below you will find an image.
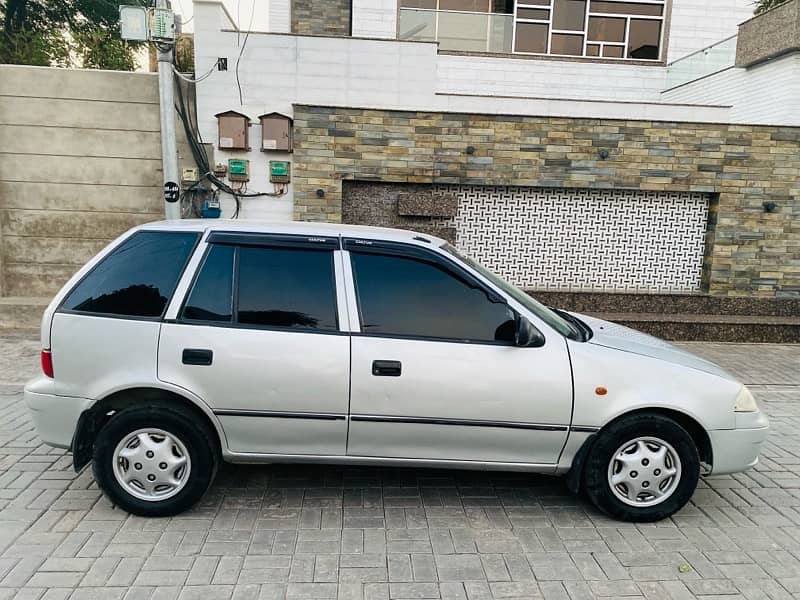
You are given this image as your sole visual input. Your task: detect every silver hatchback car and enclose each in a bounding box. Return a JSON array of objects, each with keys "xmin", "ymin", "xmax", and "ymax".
[{"xmin": 25, "ymin": 221, "xmax": 768, "ymax": 521}]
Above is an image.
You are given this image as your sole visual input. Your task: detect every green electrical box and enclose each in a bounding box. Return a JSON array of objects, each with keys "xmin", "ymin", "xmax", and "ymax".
[
  {"xmin": 228, "ymin": 158, "xmax": 250, "ymax": 182},
  {"xmin": 269, "ymin": 161, "xmax": 291, "ymax": 184}
]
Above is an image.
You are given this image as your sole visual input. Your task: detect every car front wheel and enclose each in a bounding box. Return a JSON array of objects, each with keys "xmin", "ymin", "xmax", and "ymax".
[
  {"xmin": 92, "ymin": 404, "xmax": 218, "ymax": 517},
  {"xmin": 583, "ymin": 413, "xmax": 700, "ymax": 522}
]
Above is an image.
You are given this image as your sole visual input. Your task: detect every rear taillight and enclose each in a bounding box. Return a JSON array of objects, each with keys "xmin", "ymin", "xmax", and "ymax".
[{"xmin": 41, "ymin": 350, "xmax": 54, "ymax": 378}]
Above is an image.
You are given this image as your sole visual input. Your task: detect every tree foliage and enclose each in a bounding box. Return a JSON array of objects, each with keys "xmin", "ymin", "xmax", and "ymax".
[
  {"xmin": 1, "ymin": 0, "xmax": 145, "ymax": 70},
  {"xmin": 754, "ymin": 0, "xmax": 791, "ymax": 14}
]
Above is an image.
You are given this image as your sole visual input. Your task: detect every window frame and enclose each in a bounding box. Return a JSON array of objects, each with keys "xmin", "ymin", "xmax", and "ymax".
[
  {"xmin": 56, "ymin": 230, "xmax": 201, "ymax": 322},
  {"xmin": 174, "ymin": 234, "xmax": 344, "ymax": 336},
  {"xmin": 344, "ymin": 239, "xmax": 522, "ymax": 347},
  {"xmin": 396, "ymin": 0, "xmax": 671, "ymax": 64}
]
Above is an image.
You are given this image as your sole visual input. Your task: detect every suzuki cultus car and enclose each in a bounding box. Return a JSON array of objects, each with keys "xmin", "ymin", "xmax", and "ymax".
[{"xmin": 25, "ymin": 221, "xmax": 768, "ymax": 521}]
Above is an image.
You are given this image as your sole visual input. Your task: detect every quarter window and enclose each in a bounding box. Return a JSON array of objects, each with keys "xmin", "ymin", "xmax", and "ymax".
[
  {"xmin": 61, "ymin": 231, "xmax": 199, "ymax": 318},
  {"xmin": 182, "ymin": 244, "xmax": 235, "ymax": 322},
  {"xmin": 350, "ymin": 251, "xmax": 516, "ymax": 343},
  {"xmin": 236, "ymin": 246, "xmax": 338, "ymax": 331}
]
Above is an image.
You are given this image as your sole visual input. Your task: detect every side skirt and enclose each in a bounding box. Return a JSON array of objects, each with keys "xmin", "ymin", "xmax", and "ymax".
[{"xmin": 222, "ymin": 451, "xmax": 560, "ymax": 474}]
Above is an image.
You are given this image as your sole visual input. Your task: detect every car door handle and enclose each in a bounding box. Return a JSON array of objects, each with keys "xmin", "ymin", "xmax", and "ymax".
[
  {"xmin": 182, "ymin": 349, "xmax": 213, "ymax": 366},
  {"xmin": 372, "ymin": 360, "xmax": 401, "ymax": 377}
]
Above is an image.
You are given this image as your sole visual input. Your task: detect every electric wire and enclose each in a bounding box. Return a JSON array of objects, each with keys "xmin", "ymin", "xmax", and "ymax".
[
  {"xmin": 173, "ymin": 69, "xmax": 285, "ymax": 220},
  {"xmin": 235, "ymin": 0, "xmax": 256, "ymax": 105}
]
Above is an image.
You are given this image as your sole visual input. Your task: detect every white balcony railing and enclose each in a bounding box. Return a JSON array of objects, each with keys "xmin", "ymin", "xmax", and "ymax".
[{"xmin": 399, "ymin": 8, "xmax": 513, "ymax": 54}]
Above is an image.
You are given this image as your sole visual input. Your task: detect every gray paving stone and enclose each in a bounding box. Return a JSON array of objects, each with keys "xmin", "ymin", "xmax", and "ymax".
[{"xmin": 1, "ymin": 339, "xmax": 800, "ymax": 599}]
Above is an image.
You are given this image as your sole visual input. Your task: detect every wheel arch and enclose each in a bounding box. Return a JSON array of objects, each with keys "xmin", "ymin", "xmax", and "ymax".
[
  {"xmin": 565, "ymin": 407, "xmax": 712, "ymax": 494},
  {"xmin": 71, "ymin": 386, "xmax": 226, "ymax": 472}
]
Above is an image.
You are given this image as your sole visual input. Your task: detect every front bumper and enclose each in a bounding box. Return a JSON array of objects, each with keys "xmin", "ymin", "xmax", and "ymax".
[
  {"xmin": 25, "ymin": 378, "xmax": 93, "ymax": 449},
  {"xmin": 707, "ymin": 410, "xmax": 769, "ymax": 475}
]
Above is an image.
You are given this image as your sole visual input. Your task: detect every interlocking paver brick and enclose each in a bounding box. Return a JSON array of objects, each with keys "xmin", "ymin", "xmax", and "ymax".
[{"xmin": 0, "ymin": 338, "xmax": 799, "ymax": 598}]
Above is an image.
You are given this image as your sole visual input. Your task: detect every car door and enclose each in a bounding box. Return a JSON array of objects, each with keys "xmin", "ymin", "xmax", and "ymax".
[
  {"xmin": 158, "ymin": 231, "xmax": 351, "ymax": 456},
  {"xmin": 344, "ymin": 239, "xmax": 573, "ymax": 466}
]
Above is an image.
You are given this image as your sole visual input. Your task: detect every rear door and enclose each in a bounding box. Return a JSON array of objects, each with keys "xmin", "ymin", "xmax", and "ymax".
[{"xmin": 158, "ymin": 232, "xmax": 351, "ymax": 456}]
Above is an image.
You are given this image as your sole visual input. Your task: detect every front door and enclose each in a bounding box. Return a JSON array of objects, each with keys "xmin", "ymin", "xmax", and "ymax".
[
  {"xmin": 344, "ymin": 242, "xmax": 573, "ymax": 466},
  {"xmin": 158, "ymin": 233, "xmax": 350, "ymax": 456}
]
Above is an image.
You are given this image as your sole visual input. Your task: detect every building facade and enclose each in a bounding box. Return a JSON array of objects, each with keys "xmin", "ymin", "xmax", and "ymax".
[{"xmin": 192, "ymin": 0, "xmax": 800, "ymax": 299}]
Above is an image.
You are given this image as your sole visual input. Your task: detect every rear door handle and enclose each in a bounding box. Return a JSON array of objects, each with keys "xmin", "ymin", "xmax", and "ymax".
[
  {"xmin": 182, "ymin": 348, "xmax": 213, "ymax": 366},
  {"xmin": 372, "ymin": 360, "xmax": 401, "ymax": 377}
]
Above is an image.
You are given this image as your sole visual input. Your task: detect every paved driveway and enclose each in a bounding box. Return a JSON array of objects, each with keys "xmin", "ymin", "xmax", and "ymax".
[{"xmin": 0, "ymin": 334, "xmax": 798, "ymax": 600}]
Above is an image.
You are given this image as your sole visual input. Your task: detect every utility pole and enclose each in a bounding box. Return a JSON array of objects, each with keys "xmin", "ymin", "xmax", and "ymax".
[
  {"xmin": 155, "ymin": 0, "xmax": 181, "ymax": 220},
  {"xmin": 120, "ymin": 2, "xmax": 180, "ymax": 220}
]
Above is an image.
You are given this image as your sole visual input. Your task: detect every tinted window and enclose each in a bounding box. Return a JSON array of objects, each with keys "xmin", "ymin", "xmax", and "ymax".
[
  {"xmin": 351, "ymin": 252, "xmax": 516, "ymax": 343},
  {"xmin": 182, "ymin": 245, "xmax": 234, "ymax": 322},
  {"xmin": 237, "ymin": 246, "xmax": 338, "ymax": 331},
  {"xmin": 62, "ymin": 231, "xmax": 198, "ymax": 318}
]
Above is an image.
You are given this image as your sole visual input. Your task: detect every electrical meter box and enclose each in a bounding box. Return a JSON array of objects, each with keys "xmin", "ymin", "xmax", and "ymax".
[
  {"xmin": 201, "ymin": 197, "xmax": 221, "ymax": 219},
  {"xmin": 215, "ymin": 110, "xmax": 250, "ymax": 150},
  {"xmin": 181, "ymin": 167, "xmax": 198, "ymax": 186},
  {"xmin": 269, "ymin": 161, "xmax": 291, "ymax": 184},
  {"xmin": 259, "ymin": 113, "xmax": 293, "ymax": 152},
  {"xmin": 228, "ymin": 159, "xmax": 250, "ymax": 182},
  {"xmin": 149, "ymin": 7, "xmax": 176, "ymax": 41}
]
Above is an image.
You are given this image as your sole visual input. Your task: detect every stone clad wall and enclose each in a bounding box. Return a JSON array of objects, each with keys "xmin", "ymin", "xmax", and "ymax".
[
  {"xmin": 292, "ymin": 105, "xmax": 800, "ymax": 297},
  {"xmin": 291, "ymin": 0, "xmax": 351, "ymax": 36}
]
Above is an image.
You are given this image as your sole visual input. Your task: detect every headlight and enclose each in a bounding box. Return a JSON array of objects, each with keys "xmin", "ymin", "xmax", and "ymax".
[{"xmin": 734, "ymin": 385, "xmax": 758, "ymax": 412}]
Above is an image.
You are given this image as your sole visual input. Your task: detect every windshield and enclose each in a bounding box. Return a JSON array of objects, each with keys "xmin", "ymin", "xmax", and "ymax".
[{"xmin": 441, "ymin": 243, "xmax": 581, "ymax": 340}]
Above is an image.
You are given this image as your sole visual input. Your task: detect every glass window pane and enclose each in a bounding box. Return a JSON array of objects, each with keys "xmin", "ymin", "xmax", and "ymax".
[
  {"xmin": 590, "ymin": 1, "xmax": 663, "ymax": 16},
  {"xmin": 237, "ymin": 247, "xmax": 338, "ymax": 331},
  {"xmin": 491, "ymin": 0, "xmax": 514, "ymax": 13},
  {"xmin": 400, "ymin": 0, "xmax": 437, "ymax": 8},
  {"xmin": 552, "ymin": 0, "xmax": 586, "ymax": 30},
  {"xmin": 62, "ymin": 231, "xmax": 198, "ymax": 318},
  {"xmin": 439, "ymin": 0, "xmax": 490, "ymax": 11},
  {"xmin": 489, "ymin": 12, "xmax": 514, "ymax": 51},
  {"xmin": 438, "ymin": 11, "xmax": 491, "ymax": 50},
  {"xmin": 517, "ymin": 7, "xmax": 549, "ymax": 19},
  {"xmin": 587, "ymin": 16, "xmax": 625, "ymax": 42},
  {"xmin": 628, "ymin": 18, "xmax": 660, "ymax": 59},
  {"xmin": 603, "ymin": 45, "xmax": 624, "ymax": 57},
  {"xmin": 551, "ymin": 33, "xmax": 584, "ymax": 54},
  {"xmin": 182, "ymin": 245, "xmax": 234, "ymax": 322},
  {"xmin": 351, "ymin": 252, "xmax": 516, "ymax": 343},
  {"xmin": 514, "ymin": 22, "xmax": 549, "ymax": 52},
  {"xmin": 399, "ymin": 7, "xmax": 437, "ymax": 41},
  {"xmin": 586, "ymin": 43, "xmax": 600, "ymax": 55}
]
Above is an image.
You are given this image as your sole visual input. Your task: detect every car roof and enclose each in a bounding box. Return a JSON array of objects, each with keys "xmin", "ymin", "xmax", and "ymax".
[{"xmin": 137, "ymin": 220, "xmax": 448, "ymax": 247}]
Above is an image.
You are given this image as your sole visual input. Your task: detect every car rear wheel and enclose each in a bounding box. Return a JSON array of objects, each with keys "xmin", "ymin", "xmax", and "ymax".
[
  {"xmin": 92, "ymin": 404, "xmax": 218, "ymax": 517},
  {"xmin": 583, "ymin": 413, "xmax": 700, "ymax": 522}
]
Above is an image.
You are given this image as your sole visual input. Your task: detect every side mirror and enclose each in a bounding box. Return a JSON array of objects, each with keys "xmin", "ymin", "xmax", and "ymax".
[{"xmin": 515, "ymin": 316, "xmax": 545, "ymax": 348}]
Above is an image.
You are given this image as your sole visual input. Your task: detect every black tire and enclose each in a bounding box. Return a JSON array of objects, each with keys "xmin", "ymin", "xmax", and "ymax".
[
  {"xmin": 582, "ymin": 413, "xmax": 700, "ymax": 522},
  {"xmin": 92, "ymin": 404, "xmax": 219, "ymax": 517}
]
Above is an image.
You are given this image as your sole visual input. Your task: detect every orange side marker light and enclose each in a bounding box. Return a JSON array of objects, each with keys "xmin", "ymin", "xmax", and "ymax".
[{"xmin": 595, "ymin": 386, "xmax": 608, "ymax": 396}]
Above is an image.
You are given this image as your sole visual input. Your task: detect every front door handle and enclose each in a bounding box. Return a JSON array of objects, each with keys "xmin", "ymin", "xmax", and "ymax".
[
  {"xmin": 183, "ymin": 348, "xmax": 213, "ymax": 366},
  {"xmin": 372, "ymin": 360, "xmax": 401, "ymax": 377}
]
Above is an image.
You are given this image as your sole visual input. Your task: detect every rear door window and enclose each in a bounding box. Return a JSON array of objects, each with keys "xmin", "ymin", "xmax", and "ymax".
[
  {"xmin": 236, "ymin": 246, "xmax": 338, "ymax": 331},
  {"xmin": 61, "ymin": 231, "xmax": 199, "ymax": 319}
]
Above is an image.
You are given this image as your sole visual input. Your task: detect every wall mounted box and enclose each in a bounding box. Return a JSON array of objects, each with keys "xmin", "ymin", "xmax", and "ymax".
[
  {"xmin": 215, "ymin": 110, "xmax": 251, "ymax": 150},
  {"xmin": 269, "ymin": 161, "xmax": 291, "ymax": 183},
  {"xmin": 228, "ymin": 159, "xmax": 250, "ymax": 182},
  {"xmin": 259, "ymin": 113, "xmax": 293, "ymax": 152}
]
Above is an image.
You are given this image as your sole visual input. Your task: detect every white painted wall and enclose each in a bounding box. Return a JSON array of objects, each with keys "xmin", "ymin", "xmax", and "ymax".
[
  {"xmin": 437, "ymin": 54, "xmax": 668, "ymax": 102},
  {"xmin": 662, "ymin": 55, "xmax": 800, "ymax": 126},
  {"xmin": 268, "ymin": 0, "xmax": 291, "ymax": 33},
  {"xmin": 352, "ymin": 0, "xmax": 397, "ymax": 38},
  {"xmin": 667, "ymin": 0, "xmax": 754, "ymax": 63}
]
